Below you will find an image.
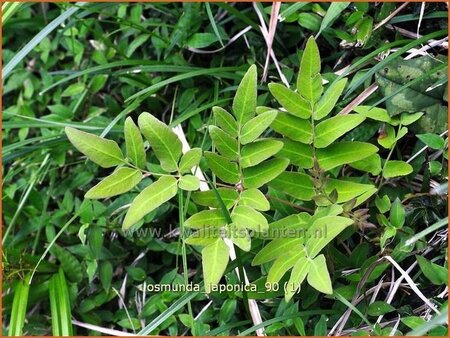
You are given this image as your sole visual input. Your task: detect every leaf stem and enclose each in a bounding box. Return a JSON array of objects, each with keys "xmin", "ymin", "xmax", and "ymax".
[{"xmin": 178, "ymin": 188, "xmax": 195, "ymax": 334}]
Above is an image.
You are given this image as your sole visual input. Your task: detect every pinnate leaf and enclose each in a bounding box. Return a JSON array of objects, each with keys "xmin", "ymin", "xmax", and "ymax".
[
  {"xmin": 243, "ymin": 158, "xmax": 289, "ymax": 189},
  {"xmin": 307, "ymin": 254, "xmax": 332, "ymax": 294},
  {"xmin": 202, "ymin": 239, "xmax": 229, "ymax": 293},
  {"xmin": 271, "ymin": 113, "xmax": 313, "ymax": 143},
  {"xmin": 240, "ymin": 110, "xmax": 278, "ymax": 144},
  {"xmin": 231, "ymin": 205, "xmax": 268, "ymax": 232},
  {"xmin": 239, "ymin": 188, "xmax": 270, "ymax": 211},
  {"xmin": 315, "ymin": 78, "xmax": 347, "ymax": 120},
  {"xmin": 383, "ymin": 160, "xmax": 413, "ymax": 178},
  {"xmin": 268, "ymin": 83, "xmax": 311, "ymax": 119},
  {"xmin": 316, "ymin": 141, "xmax": 378, "ymax": 171},
  {"xmin": 178, "ymin": 175, "xmax": 200, "ymax": 191},
  {"xmin": 233, "ymin": 65, "xmax": 257, "ymax": 125},
  {"xmin": 241, "ymin": 139, "xmax": 283, "ymax": 168},
  {"xmin": 85, "ymin": 167, "xmax": 142, "ymax": 199},
  {"xmin": 179, "ymin": 148, "xmax": 202, "ymax": 174},
  {"xmin": 213, "ymin": 106, "xmax": 238, "ymax": 137},
  {"xmin": 65, "ymin": 127, "xmax": 124, "ymax": 168},
  {"xmin": 124, "ymin": 117, "xmax": 146, "ymax": 169},
  {"xmin": 315, "ymin": 114, "xmax": 366, "ymax": 148},
  {"xmin": 204, "ymin": 152, "xmax": 240, "ymax": 184},
  {"xmin": 122, "ymin": 175, "xmax": 178, "ymax": 230},
  {"xmin": 209, "ymin": 126, "xmax": 238, "ymax": 159},
  {"xmin": 138, "ymin": 112, "xmax": 182, "ymax": 172}
]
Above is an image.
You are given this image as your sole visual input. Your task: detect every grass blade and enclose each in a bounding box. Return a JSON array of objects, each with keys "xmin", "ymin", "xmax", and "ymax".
[
  {"xmin": 3, "ymin": 2, "xmax": 86, "ymax": 79},
  {"xmin": 8, "ymin": 274, "xmax": 31, "ymax": 336},
  {"xmin": 49, "ymin": 269, "xmax": 73, "ymax": 336}
]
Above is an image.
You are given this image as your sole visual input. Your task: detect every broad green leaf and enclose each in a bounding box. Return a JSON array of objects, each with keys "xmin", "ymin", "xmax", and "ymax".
[
  {"xmin": 243, "ymin": 158, "xmax": 289, "ymax": 189},
  {"xmin": 185, "ymin": 209, "xmax": 227, "ymax": 229},
  {"xmin": 285, "ymin": 256, "xmax": 310, "ymax": 302},
  {"xmin": 240, "ymin": 110, "xmax": 278, "ymax": 144},
  {"xmin": 192, "ymin": 188, "xmax": 239, "ymax": 209},
  {"xmin": 65, "ymin": 127, "xmax": 124, "ymax": 168},
  {"xmin": 400, "ymin": 112, "xmax": 424, "ymax": 126},
  {"xmin": 390, "ymin": 198, "xmax": 405, "ymax": 229},
  {"xmin": 315, "ymin": 78, "xmax": 348, "ymax": 120},
  {"xmin": 378, "ymin": 125, "xmax": 396, "ymax": 149},
  {"xmin": 241, "ymin": 139, "xmax": 283, "ymax": 168},
  {"xmin": 306, "ymin": 216, "xmax": 354, "ymax": 258},
  {"xmin": 417, "ymin": 133, "xmax": 445, "ymax": 150},
  {"xmin": 61, "ymin": 82, "xmax": 85, "ymax": 97},
  {"xmin": 252, "ymin": 238, "xmax": 303, "ymax": 265},
  {"xmin": 367, "ymin": 301, "xmax": 395, "ymax": 316},
  {"xmin": 231, "ymin": 205, "xmax": 268, "ymax": 232},
  {"xmin": 179, "ymin": 148, "xmax": 202, "ymax": 174},
  {"xmin": 315, "ymin": 114, "xmax": 366, "ymax": 148},
  {"xmin": 228, "ymin": 223, "xmax": 251, "ymax": 252},
  {"xmin": 178, "ymin": 175, "xmax": 200, "ymax": 191},
  {"xmin": 138, "ymin": 112, "xmax": 182, "ymax": 172},
  {"xmin": 267, "ymin": 249, "xmax": 306, "ymax": 284},
  {"xmin": 271, "ymin": 113, "xmax": 313, "ymax": 143},
  {"xmin": 269, "ymin": 172, "xmax": 314, "ymax": 201},
  {"xmin": 202, "ymin": 239, "xmax": 229, "ymax": 293},
  {"xmin": 185, "ymin": 226, "xmax": 220, "ymax": 247},
  {"xmin": 349, "ymin": 153, "xmax": 382, "ymax": 175},
  {"xmin": 306, "ymin": 254, "xmax": 332, "ymax": 294},
  {"xmin": 276, "ymin": 139, "xmax": 313, "ymax": 168},
  {"xmin": 213, "ymin": 106, "xmax": 238, "ymax": 137},
  {"xmin": 268, "ymin": 83, "xmax": 311, "ymax": 118},
  {"xmin": 232, "ymin": 65, "xmax": 257, "ymax": 125},
  {"xmin": 239, "ymin": 188, "xmax": 270, "ymax": 211},
  {"xmin": 416, "ymin": 255, "xmax": 448, "ymax": 285},
  {"xmin": 356, "ymin": 17, "xmax": 373, "ymax": 45},
  {"xmin": 354, "ymin": 187, "xmax": 377, "ymax": 208},
  {"xmin": 383, "ymin": 160, "xmax": 413, "ymax": 178},
  {"xmin": 85, "ymin": 167, "xmax": 142, "ymax": 199},
  {"xmin": 297, "ymin": 37, "xmax": 322, "ymax": 102},
  {"xmin": 269, "ymin": 213, "xmax": 311, "ymax": 231},
  {"xmin": 122, "ymin": 175, "xmax": 177, "ymax": 229},
  {"xmin": 186, "ymin": 32, "xmax": 218, "ymax": 48},
  {"xmin": 209, "ymin": 126, "xmax": 238, "ymax": 159},
  {"xmin": 353, "ymin": 106, "xmax": 393, "ymax": 123},
  {"xmin": 375, "ymin": 55, "xmax": 447, "ymax": 117},
  {"xmin": 326, "ymin": 179, "xmax": 375, "ymax": 203},
  {"xmin": 375, "ymin": 195, "xmax": 391, "ymax": 214},
  {"xmin": 396, "ymin": 126, "xmax": 408, "ymax": 141},
  {"xmin": 204, "ymin": 152, "xmax": 240, "ymax": 184},
  {"xmin": 316, "ymin": 141, "xmax": 378, "ymax": 171},
  {"xmin": 124, "ymin": 117, "xmax": 146, "ymax": 169}
]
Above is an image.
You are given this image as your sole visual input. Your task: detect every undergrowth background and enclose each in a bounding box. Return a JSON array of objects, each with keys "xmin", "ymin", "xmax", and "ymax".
[{"xmin": 2, "ymin": 2, "xmax": 449, "ymax": 336}]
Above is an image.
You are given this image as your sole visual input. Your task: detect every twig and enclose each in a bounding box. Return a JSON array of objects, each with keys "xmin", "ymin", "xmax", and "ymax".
[
  {"xmin": 72, "ymin": 320, "xmax": 137, "ymax": 336},
  {"xmin": 262, "ymin": 2, "xmax": 281, "ymax": 82},
  {"xmin": 373, "ymin": 2, "xmax": 409, "ymax": 32},
  {"xmin": 338, "ymin": 83, "xmax": 378, "ymax": 115},
  {"xmin": 382, "ymin": 256, "xmax": 441, "ymax": 314}
]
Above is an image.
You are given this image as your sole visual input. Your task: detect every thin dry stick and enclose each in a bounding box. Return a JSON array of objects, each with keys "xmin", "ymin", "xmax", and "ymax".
[
  {"xmin": 382, "ymin": 255, "xmax": 440, "ymax": 314},
  {"xmin": 253, "ymin": 2, "xmax": 289, "ymax": 87},
  {"xmin": 188, "ymin": 26, "xmax": 252, "ymax": 54},
  {"xmin": 72, "ymin": 320, "xmax": 137, "ymax": 336},
  {"xmin": 375, "ymin": 261, "xmax": 418, "ymax": 325},
  {"xmin": 373, "ymin": 2, "xmax": 409, "ymax": 31},
  {"xmin": 338, "ymin": 83, "xmax": 378, "ymax": 115},
  {"xmin": 262, "ymin": 2, "xmax": 281, "ymax": 82},
  {"xmin": 171, "ymin": 125, "xmax": 266, "ymax": 336}
]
